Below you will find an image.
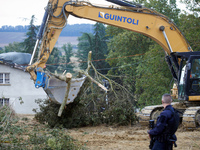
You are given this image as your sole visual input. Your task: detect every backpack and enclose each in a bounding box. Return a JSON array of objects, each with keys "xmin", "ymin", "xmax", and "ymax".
[{"xmin": 165, "ymin": 107, "xmax": 180, "ymax": 135}]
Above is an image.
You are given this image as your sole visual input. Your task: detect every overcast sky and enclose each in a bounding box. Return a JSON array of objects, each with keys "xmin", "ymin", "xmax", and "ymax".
[
  {"xmin": 0, "ymin": 0, "xmax": 186, "ymax": 27},
  {"xmin": 0, "ymin": 0, "xmax": 114, "ymax": 27}
]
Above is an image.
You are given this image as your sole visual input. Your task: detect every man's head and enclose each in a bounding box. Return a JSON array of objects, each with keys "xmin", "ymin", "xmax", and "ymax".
[{"xmin": 162, "ymin": 93, "xmax": 172, "ymax": 105}]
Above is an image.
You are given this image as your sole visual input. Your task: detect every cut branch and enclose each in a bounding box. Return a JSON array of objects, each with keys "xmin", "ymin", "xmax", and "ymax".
[
  {"xmin": 80, "ymin": 70, "xmax": 108, "ymax": 92},
  {"xmin": 86, "ymin": 51, "xmax": 92, "ymax": 73},
  {"xmin": 58, "ymin": 73, "xmax": 72, "ymax": 117}
]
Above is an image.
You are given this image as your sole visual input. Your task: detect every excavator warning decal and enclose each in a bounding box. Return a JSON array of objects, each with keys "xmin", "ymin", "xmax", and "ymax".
[{"xmin": 98, "ymin": 12, "xmax": 139, "ymax": 25}]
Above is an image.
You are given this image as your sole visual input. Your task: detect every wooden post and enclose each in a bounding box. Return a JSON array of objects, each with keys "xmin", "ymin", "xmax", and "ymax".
[{"xmin": 58, "ymin": 73, "xmax": 72, "ymax": 117}]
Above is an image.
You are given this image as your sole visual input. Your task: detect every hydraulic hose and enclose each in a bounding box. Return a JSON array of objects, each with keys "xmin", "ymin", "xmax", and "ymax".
[{"xmin": 105, "ymin": 0, "xmax": 140, "ymax": 8}]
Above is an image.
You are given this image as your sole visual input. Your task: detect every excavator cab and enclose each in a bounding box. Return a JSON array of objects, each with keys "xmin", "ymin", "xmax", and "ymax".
[{"xmin": 175, "ymin": 52, "xmax": 200, "ymax": 101}]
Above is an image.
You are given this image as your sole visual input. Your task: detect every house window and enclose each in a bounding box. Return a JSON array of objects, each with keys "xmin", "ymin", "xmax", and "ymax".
[
  {"xmin": 0, "ymin": 98, "xmax": 9, "ymax": 106},
  {"xmin": 0, "ymin": 73, "xmax": 10, "ymax": 84}
]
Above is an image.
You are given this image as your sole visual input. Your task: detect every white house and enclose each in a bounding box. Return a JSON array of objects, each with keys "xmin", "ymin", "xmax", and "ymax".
[{"xmin": 0, "ymin": 63, "xmax": 47, "ymax": 114}]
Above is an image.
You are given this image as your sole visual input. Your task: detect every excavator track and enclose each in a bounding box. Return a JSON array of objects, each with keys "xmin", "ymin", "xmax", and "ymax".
[
  {"xmin": 138, "ymin": 102, "xmax": 200, "ymax": 129},
  {"xmin": 182, "ymin": 107, "xmax": 200, "ymax": 129},
  {"xmin": 138, "ymin": 102, "xmax": 182, "ymax": 126},
  {"xmin": 138, "ymin": 104, "xmax": 163, "ymax": 126}
]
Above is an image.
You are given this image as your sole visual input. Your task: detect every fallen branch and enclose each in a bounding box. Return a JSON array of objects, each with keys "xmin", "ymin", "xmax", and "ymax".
[
  {"xmin": 86, "ymin": 51, "xmax": 92, "ymax": 73},
  {"xmin": 79, "ymin": 51, "xmax": 108, "ymax": 92},
  {"xmin": 79, "ymin": 70, "xmax": 108, "ymax": 92},
  {"xmin": 58, "ymin": 73, "xmax": 72, "ymax": 117}
]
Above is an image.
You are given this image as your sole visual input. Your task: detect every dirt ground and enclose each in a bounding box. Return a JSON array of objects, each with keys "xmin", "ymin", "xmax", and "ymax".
[
  {"xmin": 68, "ymin": 124, "xmax": 200, "ymax": 150},
  {"xmin": 17, "ymin": 115, "xmax": 200, "ymax": 150}
]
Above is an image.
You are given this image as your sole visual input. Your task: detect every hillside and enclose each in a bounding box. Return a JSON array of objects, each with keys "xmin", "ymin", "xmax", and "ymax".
[
  {"xmin": 0, "ymin": 23, "xmax": 94, "ymax": 48},
  {"xmin": 0, "ymin": 24, "xmax": 93, "ymax": 36},
  {"xmin": 0, "ymin": 32, "xmax": 79, "ymax": 48}
]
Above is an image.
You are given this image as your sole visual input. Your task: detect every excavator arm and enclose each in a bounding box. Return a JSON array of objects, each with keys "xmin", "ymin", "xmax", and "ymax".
[
  {"xmin": 26, "ymin": 0, "xmax": 200, "ymax": 104},
  {"xmin": 65, "ymin": 1, "xmax": 191, "ymax": 53}
]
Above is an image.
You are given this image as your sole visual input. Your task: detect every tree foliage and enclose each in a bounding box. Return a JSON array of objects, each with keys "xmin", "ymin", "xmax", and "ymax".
[
  {"xmin": 21, "ymin": 15, "xmax": 38, "ymax": 54},
  {"xmin": 106, "ymin": 29, "xmax": 153, "ymax": 95},
  {"xmin": 46, "ymin": 43, "xmax": 75, "ymax": 74},
  {"xmin": 139, "ymin": 0, "xmax": 180, "ymax": 24},
  {"xmin": 92, "ymin": 23, "xmax": 110, "ymax": 74},
  {"xmin": 46, "ymin": 47, "xmax": 61, "ymax": 73},
  {"xmin": 178, "ymin": 13, "xmax": 200, "ymax": 51},
  {"xmin": 0, "ymin": 47, "xmax": 3, "ymax": 54},
  {"xmin": 181, "ymin": 0, "xmax": 200, "ymax": 13},
  {"xmin": 106, "ymin": 0, "xmax": 181, "ymax": 107},
  {"xmin": 77, "ymin": 32, "xmax": 94, "ymax": 70},
  {"xmin": 135, "ymin": 45, "xmax": 172, "ymax": 106},
  {"xmin": 3, "ymin": 42, "xmax": 24, "ymax": 53},
  {"xmin": 60, "ymin": 43, "xmax": 74, "ymax": 73},
  {"xmin": 77, "ymin": 23, "xmax": 109, "ymax": 74}
]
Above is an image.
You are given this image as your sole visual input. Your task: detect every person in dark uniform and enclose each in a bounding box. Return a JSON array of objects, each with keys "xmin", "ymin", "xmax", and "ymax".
[{"xmin": 148, "ymin": 94, "xmax": 179, "ymax": 150}]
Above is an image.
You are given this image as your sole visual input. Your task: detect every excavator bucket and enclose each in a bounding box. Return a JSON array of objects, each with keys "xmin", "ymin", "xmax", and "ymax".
[
  {"xmin": 44, "ymin": 75, "xmax": 86, "ymax": 105},
  {"xmin": 35, "ymin": 67, "xmax": 86, "ymax": 105}
]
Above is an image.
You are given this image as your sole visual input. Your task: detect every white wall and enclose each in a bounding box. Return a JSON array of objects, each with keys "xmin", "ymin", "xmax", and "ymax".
[{"xmin": 0, "ymin": 64, "xmax": 47, "ymax": 114}]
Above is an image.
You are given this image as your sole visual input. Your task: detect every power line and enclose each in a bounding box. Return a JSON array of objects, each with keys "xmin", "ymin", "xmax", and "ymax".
[
  {"xmin": 46, "ymin": 53, "xmax": 144, "ymax": 66},
  {"xmin": 46, "ymin": 53, "xmax": 160, "ymax": 72}
]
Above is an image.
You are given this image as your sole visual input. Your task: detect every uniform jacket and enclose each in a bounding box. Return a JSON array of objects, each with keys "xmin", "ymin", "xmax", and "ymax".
[{"xmin": 149, "ymin": 105, "xmax": 175, "ymax": 136}]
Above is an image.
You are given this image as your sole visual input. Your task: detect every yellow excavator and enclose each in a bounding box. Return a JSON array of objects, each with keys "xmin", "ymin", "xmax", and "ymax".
[{"xmin": 26, "ymin": 0, "xmax": 200, "ymax": 128}]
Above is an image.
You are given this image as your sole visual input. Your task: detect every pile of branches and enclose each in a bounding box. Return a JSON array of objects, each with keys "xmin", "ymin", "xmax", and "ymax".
[
  {"xmin": 35, "ymin": 74, "xmax": 138, "ymax": 128},
  {"xmin": 34, "ymin": 51, "xmax": 138, "ymax": 128}
]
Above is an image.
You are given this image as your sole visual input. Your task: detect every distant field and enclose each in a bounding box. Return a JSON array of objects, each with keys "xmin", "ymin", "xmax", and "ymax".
[
  {"xmin": 57, "ymin": 36, "xmax": 79, "ymax": 47},
  {"xmin": 0, "ymin": 32, "xmax": 79, "ymax": 48},
  {"xmin": 0, "ymin": 32, "xmax": 26, "ymax": 47}
]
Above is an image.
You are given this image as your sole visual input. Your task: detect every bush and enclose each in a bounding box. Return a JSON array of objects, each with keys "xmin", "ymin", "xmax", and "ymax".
[{"xmin": 0, "ymin": 105, "xmax": 84, "ymax": 150}]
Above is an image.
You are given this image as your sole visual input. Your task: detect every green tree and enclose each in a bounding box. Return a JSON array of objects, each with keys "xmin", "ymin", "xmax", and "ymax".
[
  {"xmin": 0, "ymin": 47, "xmax": 3, "ymax": 54},
  {"xmin": 60, "ymin": 43, "xmax": 74, "ymax": 73},
  {"xmin": 142, "ymin": 0, "xmax": 180, "ymax": 24},
  {"xmin": 63, "ymin": 43, "xmax": 73, "ymax": 63},
  {"xmin": 92, "ymin": 23, "xmax": 109, "ymax": 74},
  {"xmin": 3, "ymin": 42, "xmax": 24, "ymax": 53},
  {"xmin": 106, "ymin": 28, "xmax": 153, "ymax": 94},
  {"xmin": 178, "ymin": 0, "xmax": 200, "ymax": 51},
  {"xmin": 77, "ymin": 23, "xmax": 109, "ymax": 74},
  {"xmin": 106, "ymin": 0, "xmax": 181, "ymax": 106},
  {"xmin": 1, "ymin": 16, "xmax": 38, "ymax": 54},
  {"xmin": 77, "ymin": 33, "xmax": 94, "ymax": 70},
  {"xmin": 181, "ymin": 0, "xmax": 200, "ymax": 13},
  {"xmin": 179, "ymin": 13, "xmax": 200, "ymax": 51},
  {"xmin": 22, "ymin": 15, "xmax": 38, "ymax": 54},
  {"xmin": 135, "ymin": 45, "xmax": 172, "ymax": 106},
  {"xmin": 46, "ymin": 47, "xmax": 61, "ymax": 73}
]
